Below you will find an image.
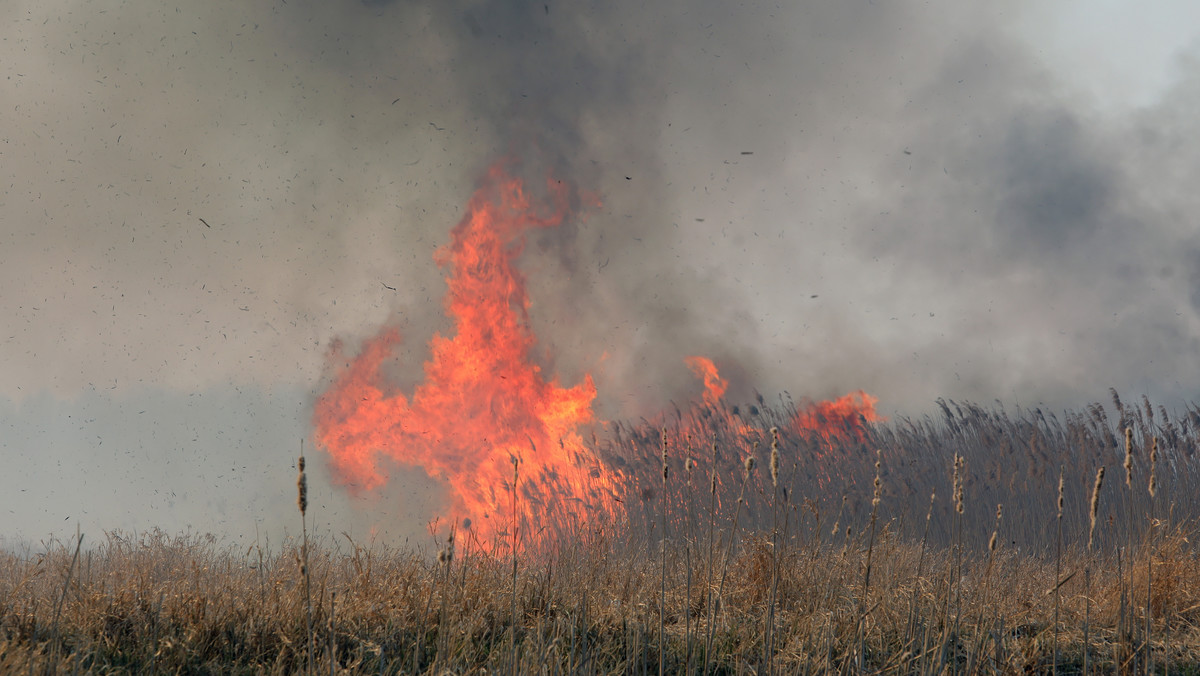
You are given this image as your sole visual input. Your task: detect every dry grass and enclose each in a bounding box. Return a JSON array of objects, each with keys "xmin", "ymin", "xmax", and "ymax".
[
  {"xmin": 7, "ymin": 392, "xmax": 1200, "ymax": 672},
  {"xmin": 2, "ymin": 520, "xmax": 1200, "ymax": 673}
]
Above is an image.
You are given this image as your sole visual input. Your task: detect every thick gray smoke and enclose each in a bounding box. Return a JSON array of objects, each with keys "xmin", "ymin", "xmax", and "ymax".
[{"xmin": 3, "ymin": 0, "xmax": 1200, "ymax": 543}]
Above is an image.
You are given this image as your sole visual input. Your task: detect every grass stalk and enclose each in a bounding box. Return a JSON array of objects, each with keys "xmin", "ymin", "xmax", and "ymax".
[
  {"xmin": 511, "ymin": 455, "xmax": 520, "ymax": 676},
  {"xmin": 1053, "ymin": 467, "xmax": 1064, "ymax": 675},
  {"xmin": 1146, "ymin": 435, "xmax": 1157, "ymax": 675},
  {"xmin": 765, "ymin": 428, "xmax": 781, "ymax": 676},
  {"xmin": 1124, "ymin": 426, "xmax": 1136, "ymax": 670},
  {"xmin": 702, "ymin": 441, "xmax": 719, "ymax": 672},
  {"xmin": 660, "ymin": 428, "xmax": 668, "ymax": 676},
  {"xmin": 1085, "ymin": 466, "xmax": 1106, "ymax": 676},
  {"xmin": 48, "ymin": 525, "xmax": 83, "ymax": 670},
  {"xmin": 704, "ymin": 449, "xmax": 755, "ymax": 676},
  {"xmin": 853, "ymin": 450, "xmax": 884, "ymax": 671}
]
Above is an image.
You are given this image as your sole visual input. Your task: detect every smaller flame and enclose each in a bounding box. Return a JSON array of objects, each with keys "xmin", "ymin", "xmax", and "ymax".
[
  {"xmin": 684, "ymin": 356, "xmax": 727, "ymax": 407},
  {"xmin": 792, "ymin": 390, "xmax": 882, "ymax": 443}
]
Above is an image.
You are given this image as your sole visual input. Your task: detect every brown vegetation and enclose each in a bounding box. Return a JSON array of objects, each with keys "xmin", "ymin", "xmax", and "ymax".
[{"xmin": 5, "ymin": 392, "xmax": 1200, "ymax": 673}]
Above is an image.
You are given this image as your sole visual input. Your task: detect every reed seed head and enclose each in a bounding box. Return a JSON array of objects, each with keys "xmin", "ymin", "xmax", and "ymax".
[
  {"xmin": 296, "ymin": 456, "xmax": 308, "ymax": 516},
  {"xmin": 1088, "ymin": 466, "xmax": 1105, "ymax": 550},
  {"xmin": 769, "ymin": 429, "xmax": 780, "ymax": 488},
  {"xmin": 988, "ymin": 503, "xmax": 1002, "ymax": 552},
  {"xmin": 1124, "ymin": 427, "xmax": 1134, "ymax": 487},
  {"xmin": 871, "ymin": 450, "xmax": 883, "ymax": 507},
  {"xmin": 661, "ymin": 428, "xmax": 668, "ymax": 480},
  {"xmin": 1149, "ymin": 435, "xmax": 1158, "ymax": 497},
  {"xmin": 1057, "ymin": 468, "xmax": 1064, "ymax": 519},
  {"xmin": 952, "ymin": 453, "xmax": 965, "ymax": 514},
  {"xmin": 442, "ymin": 531, "xmax": 455, "ymax": 564}
]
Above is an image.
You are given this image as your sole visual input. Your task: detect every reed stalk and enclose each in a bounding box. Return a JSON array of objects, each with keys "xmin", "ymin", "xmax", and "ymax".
[
  {"xmin": 1053, "ymin": 467, "xmax": 1064, "ymax": 675},
  {"xmin": 704, "ymin": 449, "xmax": 755, "ymax": 676},
  {"xmin": 1085, "ymin": 465, "xmax": 1106, "ymax": 676},
  {"xmin": 659, "ymin": 428, "xmax": 668, "ymax": 676}
]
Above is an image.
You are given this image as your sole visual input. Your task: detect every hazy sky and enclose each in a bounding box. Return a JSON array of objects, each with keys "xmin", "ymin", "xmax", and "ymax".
[{"xmin": 3, "ymin": 0, "xmax": 1200, "ymax": 546}]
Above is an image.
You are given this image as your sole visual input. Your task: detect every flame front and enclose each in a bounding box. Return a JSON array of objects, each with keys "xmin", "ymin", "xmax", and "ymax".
[{"xmin": 313, "ymin": 164, "xmax": 616, "ymax": 545}]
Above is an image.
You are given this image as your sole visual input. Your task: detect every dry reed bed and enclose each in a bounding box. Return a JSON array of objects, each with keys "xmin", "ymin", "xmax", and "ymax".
[
  {"xmin": 7, "ymin": 391, "xmax": 1200, "ymax": 672},
  {"xmin": 3, "ymin": 522, "xmax": 1200, "ymax": 673}
]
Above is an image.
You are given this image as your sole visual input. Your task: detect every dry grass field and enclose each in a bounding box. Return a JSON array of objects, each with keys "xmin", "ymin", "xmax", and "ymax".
[{"xmin": 5, "ymin": 392, "xmax": 1200, "ymax": 674}]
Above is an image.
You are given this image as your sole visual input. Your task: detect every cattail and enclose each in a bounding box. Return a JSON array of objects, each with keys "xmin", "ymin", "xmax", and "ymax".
[
  {"xmin": 952, "ymin": 453, "xmax": 965, "ymax": 514},
  {"xmin": 988, "ymin": 503, "xmax": 1002, "ymax": 552},
  {"xmin": 661, "ymin": 428, "xmax": 669, "ymax": 480},
  {"xmin": 872, "ymin": 451, "xmax": 883, "ymax": 507},
  {"xmin": 297, "ymin": 446, "xmax": 313, "ymax": 675},
  {"xmin": 685, "ymin": 457, "xmax": 695, "ymax": 486},
  {"xmin": 297, "ymin": 455, "xmax": 308, "ymax": 515},
  {"xmin": 1124, "ymin": 427, "xmax": 1134, "ymax": 488},
  {"xmin": 1149, "ymin": 435, "xmax": 1158, "ymax": 497},
  {"xmin": 1089, "ymin": 466, "xmax": 1106, "ymax": 549},
  {"xmin": 744, "ymin": 454, "xmax": 755, "ymax": 474},
  {"xmin": 1057, "ymin": 470, "xmax": 1064, "ymax": 519},
  {"xmin": 832, "ymin": 494, "xmax": 848, "ymax": 537}
]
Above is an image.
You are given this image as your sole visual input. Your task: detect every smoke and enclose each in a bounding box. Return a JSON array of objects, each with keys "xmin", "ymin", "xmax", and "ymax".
[
  {"xmin": 3, "ymin": 0, "xmax": 1197, "ymax": 414},
  {"xmin": 4, "ymin": 0, "xmax": 1200, "ymax": 541}
]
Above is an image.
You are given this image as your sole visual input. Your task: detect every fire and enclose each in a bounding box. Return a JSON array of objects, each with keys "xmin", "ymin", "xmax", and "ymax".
[
  {"xmin": 683, "ymin": 357, "xmax": 882, "ymax": 444},
  {"xmin": 792, "ymin": 390, "xmax": 883, "ymax": 443},
  {"xmin": 684, "ymin": 356, "xmax": 727, "ymax": 406},
  {"xmin": 312, "ymin": 163, "xmax": 616, "ymax": 546},
  {"xmin": 312, "ymin": 161, "xmax": 885, "ymax": 547}
]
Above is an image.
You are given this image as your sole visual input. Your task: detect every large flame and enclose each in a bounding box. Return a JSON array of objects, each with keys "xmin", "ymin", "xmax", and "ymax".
[
  {"xmin": 313, "ymin": 163, "xmax": 616, "ymax": 545},
  {"xmin": 313, "ymin": 162, "xmax": 885, "ymax": 546}
]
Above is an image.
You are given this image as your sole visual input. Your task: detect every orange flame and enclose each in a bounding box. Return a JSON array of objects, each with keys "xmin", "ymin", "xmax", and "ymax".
[
  {"xmin": 312, "ymin": 163, "xmax": 616, "ymax": 546},
  {"xmin": 684, "ymin": 356, "xmax": 727, "ymax": 407},
  {"xmin": 792, "ymin": 390, "xmax": 882, "ymax": 443},
  {"xmin": 313, "ymin": 162, "xmax": 885, "ymax": 545},
  {"xmin": 682, "ymin": 357, "xmax": 882, "ymax": 442}
]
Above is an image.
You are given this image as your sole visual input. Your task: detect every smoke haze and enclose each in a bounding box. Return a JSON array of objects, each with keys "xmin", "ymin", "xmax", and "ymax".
[{"xmin": 3, "ymin": 0, "xmax": 1200, "ymax": 543}]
